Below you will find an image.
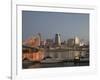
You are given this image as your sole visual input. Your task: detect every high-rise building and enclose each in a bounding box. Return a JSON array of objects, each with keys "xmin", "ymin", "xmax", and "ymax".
[
  {"xmin": 74, "ymin": 36, "xmax": 80, "ymax": 46},
  {"xmin": 38, "ymin": 33, "xmax": 41, "ymax": 41},
  {"xmin": 55, "ymin": 33, "xmax": 61, "ymax": 46}
]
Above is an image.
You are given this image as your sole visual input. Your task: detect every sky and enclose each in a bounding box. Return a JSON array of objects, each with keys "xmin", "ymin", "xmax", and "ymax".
[{"xmin": 22, "ymin": 11, "xmax": 89, "ymax": 41}]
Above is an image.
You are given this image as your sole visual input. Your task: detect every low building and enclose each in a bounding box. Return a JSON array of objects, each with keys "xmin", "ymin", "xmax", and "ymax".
[
  {"xmin": 22, "ymin": 36, "xmax": 40, "ymax": 47},
  {"xmin": 67, "ymin": 38, "xmax": 74, "ymax": 47},
  {"xmin": 67, "ymin": 36, "xmax": 80, "ymax": 47},
  {"xmin": 45, "ymin": 39, "xmax": 54, "ymax": 48}
]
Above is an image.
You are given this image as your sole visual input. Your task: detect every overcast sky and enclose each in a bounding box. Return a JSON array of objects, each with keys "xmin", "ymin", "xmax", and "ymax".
[{"xmin": 22, "ymin": 11, "xmax": 89, "ymax": 41}]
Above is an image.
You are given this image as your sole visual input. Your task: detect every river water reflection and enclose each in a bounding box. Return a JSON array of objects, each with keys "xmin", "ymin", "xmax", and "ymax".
[{"xmin": 23, "ymin": 50, "xmax": 89, "ymax": 69}]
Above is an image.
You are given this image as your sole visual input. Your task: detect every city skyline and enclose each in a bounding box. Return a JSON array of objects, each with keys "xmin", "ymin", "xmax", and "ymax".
[{"xmin": 22, "ymin": 11, "xmax": 89, "ymax": 41}]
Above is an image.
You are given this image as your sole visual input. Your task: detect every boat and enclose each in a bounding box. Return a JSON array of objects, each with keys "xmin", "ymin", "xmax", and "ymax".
[{"xmin": 41, "ymin": 58, "xmax": 62, "ymax": 63}]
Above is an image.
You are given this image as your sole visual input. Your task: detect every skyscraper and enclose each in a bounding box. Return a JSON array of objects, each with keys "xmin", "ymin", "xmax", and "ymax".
[
  {"xmin": 74, "ymin": 36, "xmax": 80, "ymax": 46},
  {"xmin": 37, "ymin": 33, "xmax": 42, "ymax": 46},
  {"xmin": 55, "ymin": 33, "xmax": 61, "ymax": 46},
  {"xmin": 38, "ymin": 33, "xmax": 41, "ymax": 41}
]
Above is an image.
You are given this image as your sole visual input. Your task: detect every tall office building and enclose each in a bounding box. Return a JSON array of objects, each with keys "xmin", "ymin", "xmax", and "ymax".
[
  {"xmin": 38, "ymin": 33, "xmax": 41, "ymax": 42},
  {"xmin": 55, "ymin": 33, "xmax": 61, "ymax": 46},
  {"xmin": 74, "ymin": 36, "xmax": 80, "ymax": 46},
  {"xmin": 36, "ymin": 33, "xmax": 42, "ymax": 46}
]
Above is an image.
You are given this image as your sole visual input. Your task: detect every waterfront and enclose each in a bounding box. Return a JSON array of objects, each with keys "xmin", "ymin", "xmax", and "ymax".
[
  {"xmin": 23, "ymin": 58, "xmax": 89, "ymax": 69},
  {"xmin": 44, "ymin": 50, "xmax": 89, "ymax": 60},
  {"xmin": 22, "ymin": 50, "xmax": 89, "ymax": 69}
]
